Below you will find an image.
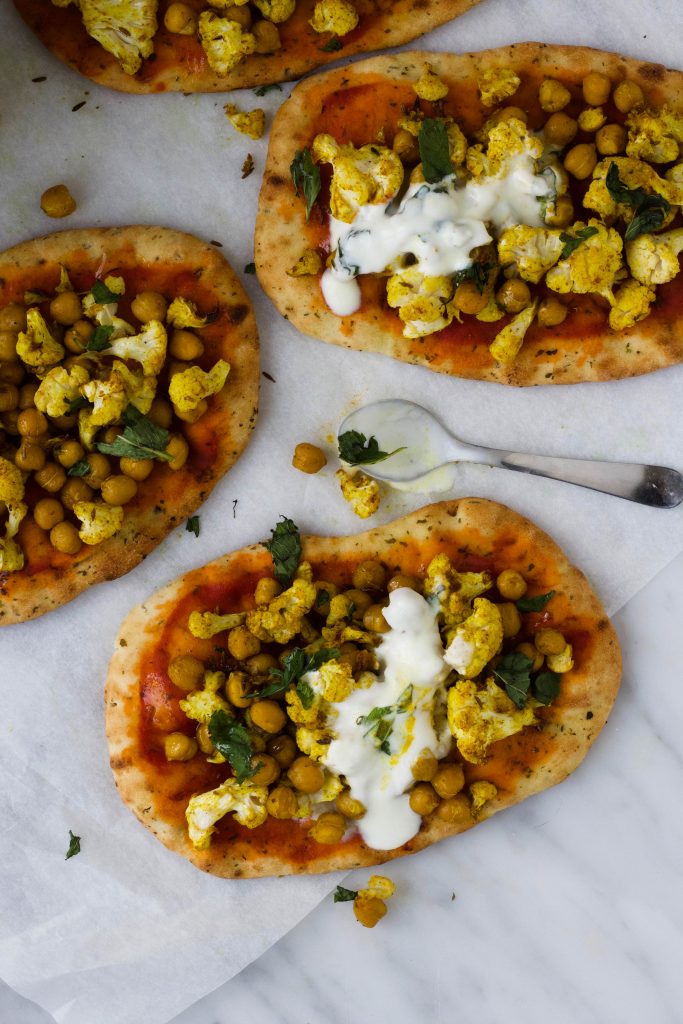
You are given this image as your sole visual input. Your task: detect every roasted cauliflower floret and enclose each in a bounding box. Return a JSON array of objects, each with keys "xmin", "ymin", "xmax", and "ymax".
[
  {"xmin": 336, "ymin": 468, "xmax": 380, "ymax": 519},
  {"xmin": 497, "ymin": 226, "xmax": 564, "ymax": 283},
  {"xmin": 312, "ymin": 659, "xmax": 354, "ymax": 702},
  {"xmin": 469, "ymin": 118, "xmax": 543, "ymax": 179},
  {"xmin": 286, "ymin": 689, "xmax": 323, "ymax": 729},
  {"xmin": 357, "ymin": 874, "xmax": 396, "ymax": 901},
  {"xmin": 34, "ymin": 365, "xmax": 90, "ymax": 418},
  {"xmin": 186, "ymin": 777, "xmax": 268, "ymax": 849},
  {"xmin": 447, "ymin": 677, "xmax": 536, "ymax": 764},
  {"xmin": 166, "ymin": 297, "xmax": 207, "ymax": 330},
  {"xmin": 179, "ymin": 671, "xmax": 231, "ymax": 724},
  {"xmin": 414, "ymin": 64, "xmax": 449, "ymax": 102},
  {"xmin": 444, "ymin": 598, "xmax": 504, "ymax": 678},
  {"xmin": 312, "ymin": 134, "xmax": 403, "ymax": 223},
  {"xmin": 73, "ymin": 501, "xmax": 124, "ymax": 545},
  {"xmin": 626, "ymin": 105, "xmax": 683, "ymax": 164},
  {"xmin": 253, "ymin": 0, "xmax": 295, "ymax": 21},
  {"xmin": 188, "ymin": 610, "xmax": 247, "ymax": 639},
  {"xmin": 478, "ymin": 67, "xmax": 520, "ymax": 107},
  {"xmin": 424, "ymin": 553, "xmax": 492, "ymax": 630},
  {"xmin": 287, "ymin": 249, "xmax": 323, "ymax": 277},
  {"xmin": 78, "ymin": 407, "xmax": 99, "ymax": 451},
  {"xmin": 168, "ymin": 359, "xmax": 230, "ymax": 414},
  {"xmin": 246, "ymin": 579, "xmax": 317, "ymax": 643},
  {"xmin": 608, "ymin": 279, "xmax": 656, "ymax": 331},
  {"xmin": 294, "ymin": 725, "xmax": 329, "ymax": 761},
  {"xmin": 470, "ymin": 780, "xmax": 497, "ymax": 819},
  {"xmin": 224, "ymin": 104, "xmax": 265, "ymax": 140},
  {"xmin": 489, "ymin": 299, "xmax": 538, "ymax": 364},
  {"xmin": 386, "ymin": 267, "xmax": 454, "ymax": 339},
  {"xmin": 77, "ymin": 0, "xmax": 157, "ymax": 76},
  {"xmin": 309, "ymin": 0, "xmax": 358, "ymax": 35},
  {"xmin": 584, "ymin": 157, "xmax": 683, "ymax": 220},
  {"xmin": 198, "ymin": 11, "xmax": 255, "ymax": 76},
  {"xmin": 16, "ymin": 309, "xmax": 65, "ymax": 371},
  {"xmin": 110, "ymin": 360, "xmax": 157, "ymax": 414},
  {"xmin": 546, "ymin": 643, "xmax": 575, "ymax": 674},
  {"xmin": 83, "ymin": 359, "xmax": 153, "ymax": 426},
  {"xmin": 104, "ymin": 320, "xmax": 167, "ymax": 376},
  {"xmin": 578, "ymin": 106, "xmax": 606, "ymax": 133},
  {"xmin": 626, "ymin": 227, "xmax": 683, "ymax": 285},
  {"xmin": 0, "ymin": 457, "xmax": 27, "ymax": 573},
  {"xmin": 545, "ymin": 220, "xmax": 623, "ymax": 303}
]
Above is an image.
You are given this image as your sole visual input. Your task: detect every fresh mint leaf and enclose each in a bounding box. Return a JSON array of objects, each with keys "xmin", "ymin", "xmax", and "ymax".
[
  {"xmin": 559, "ymin": 226, "xmax": 598, "ymax": 260},
  {"xmin": 68, "ymin": 459, "xmax": 90, "ymax": 477},
  {"xmin": 338, "ymin": 430, "xmax": 405, "ymax": 466},
  {"xmin": 261, "ymin": 646, "xmax": 339, "ymax": 698},
  {"xmin": 418, "ymin": 119, "xmax": 454, "ymax": 185},
  {"xmin": 244, "ymin": 262, "xmax": 256, "ymax": 274},
  {"xmin": 208, "ymin": 710, "xmax": 260, "ymax": 783},
  {"xmin": 605, "ymin": 162, "xmax": 647, "ymax": 207},
  {"xmin": 532, "ymin": 670, "xmax": 561, "ymax": 706},
  {"xmin": 321, "ymin": 36, "xmax": 342, "ymax": 52},
  {"xmin": 605, "ymin": 162, "xmax": 670, "ymax": 240},
  {"xmin": 186, "ymin": 516, "xmax": 200, "ymax": 537},
  {"xmin": 492, "ymin": 651, "xmax": 533, "ymax": 709},
  {"xmin": 86, "ymin": 323, "xmax": 115, "ymax": 352},
  {"xmin": 334, "ymin": 885, "xmax": 358, "ymax": 902},
  {"xmin": 297, "ymin": 678, "xmax": 315, "ymax": 710},
  {"xmin": 516, "ymin": 590, "xmax": 555, "ymax": 613},
  {"xmin": 264, "ymin": 516, "xmax": 301, "ymax": 585},
  {"xmin": 97, "ymin": 405, "xmax": 172, "ymax": 462},
  {"xmin": 254, "ymin": 83, "xmax": 282, "ymax": 96},
  {"xmin": 65, "ymin": 830, "xmax": 81, "ymax": 860},
  {"xmin": 290, "ymin": 148, "xmax": 321, "ymax": 221},
  {"xmin": 91, "ymin": 280, "xmax": 119, "ymax": 304}
]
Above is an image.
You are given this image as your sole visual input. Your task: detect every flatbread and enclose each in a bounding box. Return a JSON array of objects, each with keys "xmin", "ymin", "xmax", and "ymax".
[
  {"xmin": 255, "ymin": 43, "xmax": 683, "ymax": 385},
  {"xmin": 0, "ymin": 226, "xmax": 259, "ymax": 624},
  {"xmin": 13, "ymin": 0, "xmax": 480, "ymax": 94},
  {"xmin": 105, "ymin": 498, "xmax": 621, "ymax": 878}
]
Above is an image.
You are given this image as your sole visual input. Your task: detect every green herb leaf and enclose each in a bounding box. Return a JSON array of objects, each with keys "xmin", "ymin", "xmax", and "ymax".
[
  {"xmin": 453, "ymin": 262, "xmax": 493, "ymax": 294},
  {"xmin": 244, "ymin": 262, "xmax": 256, "ymax": 274},
  {"xmin": 605, "ymin": 162, "xmax": 671, "ymax": 240},
  {"xmin": 264, "ymin": 516, "xmax": 301, "ymax": 585},
  {"xmin": 67, "ymin": 395, "xmax": 89, "ymax": 413},
  {"xmin": 358, "ymin": 704, "xmax": 393, "ymax": 726},
  {"xmin": 68, "ymin": 459, "xmax": 90, "ymax": 477},
  {"xmin": 418, "ymin": 119, "xmax": 454, "ymax": 185},
  {"xmin": 532, "ymin": 670, "xmax": 561, "ymax": 706},
  {"xmin": 186, "ymin": 516, "xmax": 200, "ymax": 537},
  {"xmin": 321, "ymin": 36, "xmax": 342, "ymax": 52},
  {"xmin": 492, "ymin": 651, "xmax": 533, "ymax": 709},
  {"xmin": 253, "ymin": 83, "xmax": 282, "ymax": 96},
  {"xmin": 290, "ymin": 148, "xmax": 321, "ymax": 221},
  {"xmin": 357, "ymin": 685, "xmax": 412, "ymax": 752},
  {"xmin": 208, "ymin": 710, "xmax": 259, "ymax": 783},
  {"xmin": 261, "ymin": 646, "xmax": 339, "ymax": 699},
  {"xmin": 86, "ymin": 323, "xmax": 115, "ymax": 352},
  {"xmin": 315, "ymin": 588, "xmax": 330, "ymax": 608},
  {"xmin": 334, "ymin": 885, "xmax": 358, "ymax": 902},
  {"xmin": 605, "ymin": 162, "xmax": 647, "ymax": 207},
  {"xmin": 297, "ymin": 678, "xmax": 315, "ymax": 710},
  {"xmin": 515, "ymin": 590, "xmax": 555, "ymax": 613},
  {"xmin": 97, "ymin": 405, "xmax": 172, "ymax": 463},
  {"xmin": 338, "ymin": 430, "xmax": 406, "ymax": 466},
  {"xmin": 91, "ymin": 280, "xmax": 119, "ymax": 304},
  {"xmin": 559, "ymin": 226, "xmax": 599, "ymax": 260},
  {"xmin": 65, "ymin": 830, "xmax": 81, "ymax": 860}
]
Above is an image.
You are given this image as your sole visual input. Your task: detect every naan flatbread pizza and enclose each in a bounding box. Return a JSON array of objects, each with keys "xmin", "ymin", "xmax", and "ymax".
[
  {"xmin": 0, "ymin": 226, "xmax": 259, "ymax": 624},
  {"xmin": 255, "ymin": 44, "xmax": 683, "ymax": 385},
  {"xmin": 105, "ymin": 499, "xmax": 621, "ymax": 878}
]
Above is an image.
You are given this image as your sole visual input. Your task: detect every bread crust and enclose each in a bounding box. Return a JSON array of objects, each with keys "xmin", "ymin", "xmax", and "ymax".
[
  {"xmin": 105, "ymin": 498, "xmax": 621, "ymax": 878},
  {"xmin": 0, "ymin": 226, "xmax": 259, "ymax": 624},
  {"xmin": 255, "ymin": 43, "xmax": 683, "ymax": 385}
]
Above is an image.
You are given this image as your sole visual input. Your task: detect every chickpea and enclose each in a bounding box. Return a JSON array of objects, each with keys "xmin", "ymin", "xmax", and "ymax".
[
  {"xmin": 436, "ymin": 794, "xmax": 473, "ymax": 826},
  {"xmin": 227, "ymin": 624, "xmax": 261, "ymax": 661},
  {"xmin": 539, "ymin": 78, "xmax": 571, "ymax": 113},
  {"xmin": 254, "ymin": 577, "xmax": 282, "ymax": 605},
  {"xmin": 537, "ymin": 296, "xmax": 568, "ymax": 327},
  {"xmin": 0, "ymin": 362, "xmax": 25, "ymax": 386},
  {"xmin": 18, "ymin": 381, "xmax": 39, "ymax": 409},
  {"xmin": 0, "ymin": 303, "xmax": 27, "ymax": 332},
  {"xmin": 392, "ymin": 128, "xmax": 419, "ymax": 162},
  {"xmin": 249, "ymin": 754, "xmax": 281, "ymax": 786},
  {"xmin": 49, "ymin": 520, "xmax": 81, "ymax": 554},
  {"xmin": 60, "ymin": 477, "xmax": 93, "ymax": 510},
  {"xmin": 249, "ymin": 699, "xmax": 287, "ymax": 734},
  {"xmin": 64, "ymin": 319, "xmax": 93, "ymax": 353},
  {"xmin": 493, "ymin": 106, "xmax": 528, "ymax": 125},
  {"xmin": 83, "ymin": 453, "xmax": 111, "ymax": 489},
  {"xmin": 411, "ymin": 750, "xmax": 438, "ymax": 782},
  {"xmin": 543, "ymin": 112, "xmax": 578, "ymax": 148},
  {"xmin": 496, "ymin": 569, "xmax": 527, "ymax": 601},
  {"xmin": 360, "ymin": 604, "xmax": 387, "ymax": 634},
  {"xmin": 287, "ymin": 755, "xmax": 324, "ymax": 793},
  {"xmin": 596, "ymin": 123, "xmax": 626, "ymax": 156},
  {"xmin": 34, "ymin": 462, "xmax": 67, "ymax": 494},
  {"xmin": 17, "ymin": 408, "xmax": 48, "ymax": 438},
  {"xmin": 498, "ymin": 601, "xmax": 522, "ymax": 638},
  {"xmin": 249, "ymin": 730, "xmax": 267, "ymax": 754},
  {"xmin": 148, "ymin": 397, "xmax": 174, "ymax": 430},
  {"xmin": 252, "ymin": 19, "xmax": 280, "ymax": 53},
  {"xmin": 120, "ymin": 456, "xmax": 154, "ymax": 481},
  {"xmin": 266, "ymin": 785, "xmax": 298, "ymax": 819},
  {"xmin": 267, "ymin": 733, "xmax": 298, "ymax": 768},
  {"xmin": 335, "ymin": 789, "xmax": 366, "ymax": 819},
  {"xmin": 454, "ymin": 279, "xmax": 488, "ymax": 315},
  {"xmin": 40, "ymin": 183, "xmax": 77, "ymax": 218},
  {"xmin": 564, "ymin": 142, "xmax": 597, "ymax": 180},
  {"xmin": 51, "ymin": 413, "xmax": 78, "ymax": 432},
  {"xmin": 545, "ymin": 194, "xmax": 574, "ymax": 229},
  {"xmin": 168, "ymin": 654, "xmax": 205, "ymax": 692},
  {"xmin": 496, "ymin": 278, "xmax": 531, "ymax": 314},
  {"xmin": 164, "ymin": 1, "xmax": 197, "ymax": 33},
  {"xmin": 166, "ymin": 434, "xmax": 189, "ymax": 471},
  {"xmin": 582, "ymin": 71, "xmax": 611, "ymax": 106},
  {"xmin": 516, "ymin": 641, "xmax": 544, "ymax": 673},
  {"xmin": 1, "ymin": 409, "xmax": 21, "ymax": 433},
  {"xmin": 613, "ymin": 79, "xmax": 644, "ymax": 114},
  {"xmin": 245, "ymin": 652, "xmax": 279, "ymax": 675},
  {"xmin": 354, "ymin": 896, "xmax": 387, "ymax": 928},
  {"xmin": 409, "ymin": 782, "xmax": 439, "ymax": 816},
  {"xmin": 343, "ymin": 588, "xmax": 373, "ymax": 620},
  {"xmin": 49, "ymin": 291, "xmax": 82, "ymax": 326},
  {"xmin": 308, "ymin": 811, "xmax": 346, "ymax": 845},
  {"xmin": 101, "ymin": 474, "xmax": 138, "ymax": 505},
  {"xmin": 292, "ymin": 442, "xmax": 327, "ymax": 475},
  {"xmin": 33, "ymin": 497, "xmax": 65, "ymax": 531},
  {"xmin": 55, "ymin": 438, "xmax": 85, "ymax": 469},
  {"xmin": 173, "ymin": 398, "xmax": 208, "ymax": 424},
  {"xmin": 0, "ymin": 330, "xmax": 18, "ymax": 362},
  {"xmin": 196, "ymin": 722, "xmax": 215, "ymax": 754},
  {"xmin": 225, "ymin": 3, "xmax": 252, "ymax": 27},
  {"xmin": 167, "ymin": 329, "xmax": 203, "ymax": 362},
  {"xmin": 351, "ymin": 559, "xmax": 385, "ymax": 592},
  {"xmin": 227, "ymin": 671, "xmax": 253, "ymax": 708},
  {"xmin": 387, "ymin": 572, "xmax": 419, "ymax": 592},
  {"xmin": 0, "ymin": 384, "xmax": 19, "ymax": 413},
  {"xmin": 432, "ymin": 762, "xmax": 465, "ymax": 799},
  {"xmin": 164, "ymin": 732, "xmax": 198, "ymax": 761},
  {"xmin": 15, "ymin": 441, "xmax": 46, "ymax": 472},
  {"xmin": 534, "ymin": 627, "xmax": 567, "ymax": 656},
  {"xmin": 312, "ymin": 580, "xmax": 336, "ymax": 616}
]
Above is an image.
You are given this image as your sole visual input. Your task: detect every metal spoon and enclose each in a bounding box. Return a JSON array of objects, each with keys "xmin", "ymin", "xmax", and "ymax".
[{"xmin": 339, "ymin": 399, "xmax": 683, "ymax": 509}]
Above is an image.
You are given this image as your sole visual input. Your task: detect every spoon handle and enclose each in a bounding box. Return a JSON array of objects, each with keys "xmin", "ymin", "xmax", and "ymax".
[{"xmin": 473, "ymin": 446, "xmax": 683, "ymax": 508}]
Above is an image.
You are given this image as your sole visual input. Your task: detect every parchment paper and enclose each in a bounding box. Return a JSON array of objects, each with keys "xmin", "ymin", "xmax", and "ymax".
[{"xmin": 0, "ymin": 1, "xmax": 682, "ymax": 1022}]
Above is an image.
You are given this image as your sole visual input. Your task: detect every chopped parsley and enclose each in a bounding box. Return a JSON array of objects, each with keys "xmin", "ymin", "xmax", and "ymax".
[
  {"xmin": 97, "ymin": 405, "xmax": 172, "ymax": 462},
  {"xmin": 338, "ymin": 430, "xmax": 405, "ymax": 466},
  {"xmin": 86, "ymin": 323, "xmax": 115, "ymax": 352},
  {"xmin": 320, "ymin": 36, "xmax": 343, "ymax": 52},
  {"xmin": 260, "ymin": 646, "xmax": 339, "ymax": 704},
  {"xmin": 333, "ymin": 885, "xmax": 358, "ymax": 902},
  {"xmin": 65, "ymin": 830, "xmax": 81, "ymax": 860},
  {"xmin": 185, "ymin": 516, "xmax": 200, "ymax": 537},
  {"xmin": 264, "ymin": 516, "xmax": 301, "ymax": 586},
  {"xmin": 559, "ymin": 226, "xmax": 599, "ymax": 260},
  {"xmin": 90, "ymin": 279, "xmax": 120, "ymax": 304},
  {"xmin": 290, "ymin": 147, "xmax": 321, "ymax": 221},
  {"xmin": 515, "ymin": 590, "xmax": 555, "ymax": 613},
  {"xmin": 418, "ymin": 119, "xmax": 454, "ymax": 184},
  {"xmin": 67, "ymin": 459, "xmax": 90, "ymax": 478},
  {"xmin": 357, "ymin": 685, "xmax": 412, "ymax": 754},
  {"xmin": 605, "ymin": 162, "xmax": 671, "ymax": 240},
  {"xmin": 208, "ymin": 710, "xmax": 261, "ymax": 783}
]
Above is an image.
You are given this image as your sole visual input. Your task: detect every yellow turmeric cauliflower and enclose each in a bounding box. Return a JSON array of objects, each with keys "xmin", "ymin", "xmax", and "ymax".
[
  {"xmin": 336, "ymin": 468, "xmax": 380, "ymax": 519},
  {"xmin": 16, "ymin": 309, "xmax": 65, "ymax": 371},
  {"xmin": 546, "ymin": 643, "xmax": 574, "ymax": 674},
  {"xmin": 478, "ymin": 68, "xmax": 520, "ymax": 107},
  {"xmin": 497, "ymin": 226, "xmax": 564, "ymax": 283},
  {"xmin": 188, "ymin": 610, "xmax": 246, "ymax": 639},
  {"xmin": 82, "ymin": 369, "xmax": 128, "ymax": 427},
  {"xmin": 414, "ymin": 65, "xmax": 449, "ymax": 102},
  {"xmin": 224, "ymin": 104, "xmax": 265, "ymax": 140},
  {"xmin": 468, "ymin": 118, "xmax": 543, "ymax": 179},
  {"xmin": 104, "ymin": 320, "xmax": 168, "ymax": 376},
  {"xmin": 447, "ymin": 677, "xmax": 536, "ymax": 764},
  {"xmin": 608, "ymin": 279, "xmax": 656, "ymax": 331},
  {"xmin": 287, "ymin": 249, "xmax": 323, "ymax": 277},
  {"xmin": 443, "ymin": 598, "xmax": 504, "ymax": 678},
  {"xmin": 309, "ymin": 0, "xmax": 358, "ymax": 35},
  {"xmin": 312, "ymin": 134, "xmax": 403, "ymax": 223},
  {"xmin": 0, "ymin": 457, "xmax": 27, "ymax": 573},
  {"xmin": 179, "ymin": 671, "xmax": 230, "ymax": 724},
  {"xmin": 626, "ymin": 105, "xmax": 683, "ymax": 164},
  {"xmin": 626, "ymin": 227, "xmax": 683, "ymax": 285},
  {"xmin": 424, "ymin": 553, "xmax": 492, "ymax": 632},
  {"xmin": 577, "ymin": 107, "xmax": 606, "ymax": 133},
  {"xmin": 34, "ymin": 364, "xmax": 90, "ymax": 419},
  {"xmin": 489, "ymin": 299, "xmax": 538, "ymax": 364},
  {"xmin": 73, "ymin": 501, "xmax": 124, "ymax": 545},
  {"xmin": 166, "ymin": 297, "xmax": 208, "ymax": 330},
  {"xmin": 186, "ymin": 777, "xmax": 268, "ymax": 849},
  {"xmin": 357, "ymin": 874, "xmax": 396, "ymax": 901},
  {"xmin": 198, "ymin": 12, "xmax": 255, "ymax": 76},
  {"xmin": 312, "ymin": 659, "xmax": 354, "ymax": 702},
  {"xmin": 470, "ymin": 780, "xmax": 498, "ymax": 819},
  {"xmin": 110, "ymin": 360, "xmax": 157, "ymax": 414},
  {"xmin": 246, "ymin": 578, "xmax": 317, "ymax": 643},
  {"xmin": 77, "ymin": 0, "xmax": 157, "ymax": 76},
  {"xmin": 77, "ymin": 408, "xmax": 99, "ymax": 451},
  {"xmin": 168, "ymin": 359, "xmax": 230, "ymax": 414},
  {"xmin": 545, "ymin": 220, "xmax": 623, "ymax": 303},
  {"xmin": 584, "ymin": 157, "xmax": 683, "ymax": 221},
  {"xmin": 253, "ymin": 0, "xmax": 295, "ymax": 21},
  {"xmin": 295, "ymin": 725, "xmax": 330, "ymax": 761},
  {"xmin": 386, "ymin": 267, "xmax": 454, "ymax": 339}
]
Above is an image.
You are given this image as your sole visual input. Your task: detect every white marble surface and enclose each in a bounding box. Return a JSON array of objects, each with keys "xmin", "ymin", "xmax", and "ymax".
[{"xmin": 3, "ymin": 549, "xmax": 682, "ymax": 1024}]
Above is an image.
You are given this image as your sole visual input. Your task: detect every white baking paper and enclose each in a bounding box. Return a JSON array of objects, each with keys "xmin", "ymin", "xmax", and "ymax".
[{"xmin": 0, "ymin": 1, "xmax": 682, "ymax": 1021}]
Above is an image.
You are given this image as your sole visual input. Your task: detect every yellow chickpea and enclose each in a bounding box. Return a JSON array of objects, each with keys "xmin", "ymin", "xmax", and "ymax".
[
  {"xmin": 226, "ymin": 671, "xmax": 253, "ymax": 708},
  {"xmin": 249, "ymin": 699, "xmax": 287, "ymax": 734},
  {"xmin": 543, "ymin": 112, "xmax": 578, "ymax": 148},
  {"xmin": 335, "ymin": 789, "xmax": 366, "ymax": 819},
  {"xmin": 15, "ymin": 441, "xmax": 46, "ymax": 472},
  {"xmin": 34, "ymin": 462, "xmax": 67, "ymax": 494},
  {"xmin": 343, "ymin": 588, "xmax": 373, "ymax": 620},
  {"xmin": 409, "ymin": 782, "xmax": 439, "ymax": 816},
  {"xmin": 613, "ymin": 79, "xmax": 644, "ymax": 114},
  {"xmin": 545, "ymin": 194, "xmax": 574, "ymax": 229},
  {"xmin": 225, "ymin": 3, "xmax": 252, "ymax": 28},
  {"xmin": 255, "ymin": 577, "xmax": 282, "ymax": 605},
  {"xmin": 267, "ymin": 734, "xmax": 298, "ymax": 769},
  {"xmin": 131, "ymin": 290, "xmax": 168, "ymax": 322},
  {"xmin": 164, "ymin": 732, "xmax": 198, "ymax": 761},
  {"xmin": 245, "ymin": 652, "xmax": 279, "ymax": 675},
  {"xmin": 18, "ymin": 381, "xmax": 39, "ymax": 409},
  {"xmin": 196, "ymin": 723, "xmax": 215, "ymax": 755},
  {"xmin": 266, "ymin": 785, "xmax": 299, "ymax": 819},
  {"xmin": 539, "ymin": 78, "xmax": 571, "ymax": 112},
  {"xmin": 49, "ymin": 520, "xmax": 81, "ymax": 554},
  {"xmin": 411, "ymin": 750, "xmax": 438, "ymax": 782},
  {"xmin": 0, "ymin": 330, "xmax": 18, "ymax": 362},
  {"xmin": 454, "ymin": 279, "xmax": 488, "ymax": 315},
  {"xmin": 173, "ymin": 398, "xmax": 208, "ymax": 424},
  {"xmin": 166, "ymin": 434, "xmax": 189, "ymax": 471},
  {"xmin": 40, "ymin": 184, "xmax": 77, "ymax": 218},
  {"xmin": 228, "ymin": 624, "xmax": 261, "ymax": 661},
  {"xmin": 392, "ymin": 128, "xmax": 419, "ymax": 162},
  {"xmin": 436, "ymin": 794, "xmax": 473, "ymax": 826},
  {"xmin": 64, "ymin": 319, "xmax": 94, "ymax": 353},
  {"xmin": 582, "ymin": 71, "xmax": 611, "ymax": 106},
  {"xmin": 148, "ymin": 397, "xmax": 174, "ymax": 429},
  {"xmin": 168, "ymin": 654, "xmax": 205, "ymax": 692},
  {"xmin": 0, "ymin": 363, "xmax": 25, "ymax": 388},
  {"xmin": 563, "ymin": 143, "xmax": 597, "ymax": 180},
  {"xmin": 534, "ymin": 628, "xmax": 567, "ymax": 656},
  {"xmin": 432, "ymin": 763, "xmax": 465, "ymax": 799},
  {"xmin": 250, "ymin": 730, "xmax": 267, "ymax": 754},
  {"xmin": 252, "ymin": 19, "xmax": 280, "ymax": 53},
  {"xmin": 354, "ymin": 896, "xmax": 387, "ymax": 928},
  {"xmin": 288, "ymin": 756, "xmax": 324, "ymax": 793},
  {"xmin": 498, "ymin": 602, "xmax": 522, "ymax": 638},
  {"xmin": 496, "ymin": 569, "xmax": 527, "ymax": 601},
  {"xmin": 596, "ymin": 123, "xmax": 627, "ymax": 156},
  {"xmin": 101, "ymin": 474, "xmax": 138, "ymax": 505},
  {"xmin": 496, "ymin": 278, "xmax": 531, "ymax": 314},
  {"xmin": 119, "ymin": 456, "xmax": 154, "ymax": 481},
  {"xmin": 0, "ymin": 384, "xmax": 19, "ymax": 413},
  {"xmin": 55, "ymin": 438, "xmax": 85, "ymax": 469},
  {"xmin": 61, "ymin": 477, "xmax": 93, "ymax": 510},
  {"xmin": 352, "ymin": 560, "xmax": 386, "ymax": 591},
  {"xmin": 292, "ymin": 442, "xmax": 327, "ymax": 474},
  {"xmin": 0, "ymin": 303, "xmax": 27, "ymax": 332},
  {"xmin": 493, "ymin": 106, "xmax": 528, "ymax": 125},
  {"xmin": 17, "ymin": 408, "xmax": 48, "ymax": 438},
  {"xmin": 308, "ymin": 811, "xmax": 346, "ymax": 845},
  {"xmin": 49, "ymin": 290, "xmax": 82, "ymax": 326},
  {"xmin": 1, "ymin": 409, "xmax": 21, "ymax": 434},
  {"xmin": 33, "ymin": 497, "xmax": 65, "ymax": 531},
  {"xmin": 537, "ymin": 296, "xmax": 568, "ymax": 327},
  {"xmin": 249, "ymin": 754, "xmax": 281, "ymax": 786},
  {"xmin": 169, "ymin": 328, "xmax": 204, "ymax": 361},
  {"xmin": 83, "ymin": 453, "xmax": 111, "ymax": 489},
  {"xmin": 387, "ymin": 572, "xmax": 419, "ymax": 592},
  {"xmin": 516, "ymin": 641, "xmax": 544, "ymax": 673},
  {"xmin": 363, "ymin": 604, "xmax": 390, "ymax": 633}
]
